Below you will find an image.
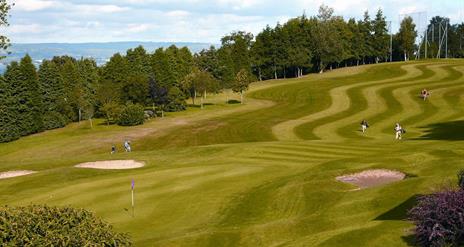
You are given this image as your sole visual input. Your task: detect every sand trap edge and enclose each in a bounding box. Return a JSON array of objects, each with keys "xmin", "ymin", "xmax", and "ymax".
[
  {"xmin": 75, "ymin": 160, "xmax": 145, "ymax": 170},
  {"xmin": 0, "ymin": 170, "xmax": 37, "ymax": 180}
]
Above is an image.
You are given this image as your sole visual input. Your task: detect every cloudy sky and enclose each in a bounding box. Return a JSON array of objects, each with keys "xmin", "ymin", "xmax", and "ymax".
[{"xmin": 5, "ymin": 0, "xmax": 464, "ymax": 43}]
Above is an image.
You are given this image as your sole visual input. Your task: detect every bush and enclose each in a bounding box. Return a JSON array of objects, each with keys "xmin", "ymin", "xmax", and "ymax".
[
  {"xmin": 43, "ymin": 111, "xmax": 67, "ymax": 130},
  {"xmin": 164, "ymin": 86, "xmax": 186, "ymax": 112},
  {"xmin": 0, "ymin": 204, "xmax": 131, "ymax": 246},
  {"xmin": 458, "ymin": 170, "xmax": 464, "ymax": 190},
  {"xmin": 117, "ymin": 103, "xmax": 145, "ymax": 126},
  {"xmin": 408, "ymin": 189, "xmax": 464, "ymax": 247}
]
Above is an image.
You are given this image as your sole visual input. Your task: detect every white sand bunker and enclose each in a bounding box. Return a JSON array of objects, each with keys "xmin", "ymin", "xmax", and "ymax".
[
  {"xmin": 75, "ymin": 160, "xmax": 144, "ymax": 170},
  {"xmin": 0, "ymin": 170, "xmax": 37, "ymax": 180},
  {"xmin": 336, "ymin": 169, "xmax": 406, "ymax": 189}
]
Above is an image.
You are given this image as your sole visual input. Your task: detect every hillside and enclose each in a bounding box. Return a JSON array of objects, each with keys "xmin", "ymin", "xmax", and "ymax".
[{"xmin": 1, "ymin": 60, "xmax": 464, "ymax": 246}]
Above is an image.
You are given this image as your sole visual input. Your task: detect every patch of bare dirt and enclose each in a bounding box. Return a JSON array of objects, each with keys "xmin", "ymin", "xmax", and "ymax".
[{"xmin": 336, "ymin": 169, "xmax": 406, "ymax": 189}]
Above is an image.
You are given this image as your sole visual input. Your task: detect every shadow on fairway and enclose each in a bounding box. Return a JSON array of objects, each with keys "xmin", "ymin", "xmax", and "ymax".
[
  {"xmin": 401, "ymin": 234, "xmax": 416, "ymax": 246},
  {"xmin": 374, "ymin": 194, "xmax": 420, "ymax": 221},
  {"xmin": 415, "ymin": 120, "xmax": 464, "ymax": 140},
  {"xmin": 227, "ymin": 99, "xmax": 241, "ymax": 104}
]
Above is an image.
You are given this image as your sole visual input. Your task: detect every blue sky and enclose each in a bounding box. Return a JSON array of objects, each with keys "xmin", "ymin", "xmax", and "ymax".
[{"xmin": 5, "ymin": 0, "xmax": 464, "ymax": 43}]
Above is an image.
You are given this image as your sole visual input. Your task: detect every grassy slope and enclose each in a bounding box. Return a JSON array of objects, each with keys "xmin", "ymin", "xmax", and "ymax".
[{"xmin": 1, "ymin": 60, "xmax": 464, "ymax": 246}]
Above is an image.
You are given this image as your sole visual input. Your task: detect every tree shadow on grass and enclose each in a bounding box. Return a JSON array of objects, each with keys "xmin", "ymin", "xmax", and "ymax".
[
  {"xmin": 375, "ymin": 195, "xmax": 421, "ymax": 246},
  {"xmin": 227, "ymin": 99, "xmax": 241, "ymax": 104},
  {"xmin": 415, "ymin": 120, "xmax": 464, "ymax": 140},
  {"xmin": 374, "ymin": 194, "xmax": 420, "ymax": 221},
  {"xmin": 401, "ymin": 234, "xmax": 416, "ymax": 246}
]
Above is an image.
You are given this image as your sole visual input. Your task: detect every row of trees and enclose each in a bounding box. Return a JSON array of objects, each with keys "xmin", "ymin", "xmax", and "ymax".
[
  {"xmin": 0, "ymin": 45, "xmax": 254, "ymax": 142},
  {"xmin": 0, "ymin": 55, "xmax": 99, "ymax": 142},
  {"xmin": 2, "ymin": 4, "xmax": 464, "ymax": 143}
]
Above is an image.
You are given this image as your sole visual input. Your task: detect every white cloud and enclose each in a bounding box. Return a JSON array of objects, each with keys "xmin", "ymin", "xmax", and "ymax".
[
  {"xmin": 166, "ymin": 10, "xmax": 190, "ymax": 18},
  {"xmin": 126, "ymin": 23, "xmax": 152, "ymax": 33},
  {"xmin": 8, "ymin": 23, "xmax": 42, "ymax": 33},
  {"xmin": 217, "ymin": 0, "xmax": 260, "ymax": 10},
  {"xmin": 75, "ymin": 4, "xmax": 130, "ymax": 14},
  {"xmin": 13, "ymin": 0, "xmax": 56, "ymax": 11}
]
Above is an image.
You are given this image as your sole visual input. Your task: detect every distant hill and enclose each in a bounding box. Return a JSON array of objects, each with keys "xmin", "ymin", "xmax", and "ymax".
[{"xmin": 0, "ymin": 41, "xmax": 216, "ymax": 73}]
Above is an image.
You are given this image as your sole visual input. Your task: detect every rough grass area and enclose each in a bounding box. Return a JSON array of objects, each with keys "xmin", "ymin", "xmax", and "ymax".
[{"xmin": 1, "ymin": 60, "xmax": 464, "ymax": 246}]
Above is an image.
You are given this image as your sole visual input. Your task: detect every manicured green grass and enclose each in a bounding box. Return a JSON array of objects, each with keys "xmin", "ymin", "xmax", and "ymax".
[{"xmin": 1, "ymin": 60, "xmax": 464, "ymax": 246}]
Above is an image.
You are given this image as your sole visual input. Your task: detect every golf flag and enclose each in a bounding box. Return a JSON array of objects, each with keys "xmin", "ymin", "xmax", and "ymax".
[{"xmin": 131, "ymin": 179, "xmax": 135, "ymax": 190}]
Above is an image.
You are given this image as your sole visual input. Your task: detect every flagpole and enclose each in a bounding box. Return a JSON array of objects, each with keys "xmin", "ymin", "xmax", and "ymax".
[{"xmin": 131, "ymin": 179, "xmax": 135, "ymax": 218}]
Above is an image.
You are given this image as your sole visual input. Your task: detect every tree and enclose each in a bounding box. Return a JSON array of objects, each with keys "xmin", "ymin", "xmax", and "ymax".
[
  {"xmin": 117, "ymin": 103, "xmax": 145, "ymax": 126},
  {"xmin": 232, "ymin": 69, "xmax": 252, "ymax": 104},
  {"xmin": 311, "ymin": 5, "xmax": 342, "ymax": 72},
  {"xmin": 0, "ymin": 74, "xmax": 20, "ymax": 142},
  {"xmin": 0, "ymin": 0, "xmax": 11, "ymax": 58},
  {"xmin": 101, "ymin": 101, "xmax": 121, "ymax": 125},
  {"xmin": 38, "ymin": 60, "xmax": 67, "ymax": 130},
  {"xmin": 17, "ymin": 55, "xmax": 43, "ymax": 135},
  {"xmin": 148, "ymin": 74, "xmax": 169, "ymax": 117},
  {"xmin": 285, "ymin": 16, "xmax": 311, "ymax": 77},
  {"xmin": 182, "ymin": 68, "xmax": 220, "ymax": 108},
  {"xmin": 152, "ymin": 48, "xmax": 176, "ymax": 88},
  {"xmin": 221, "ymin": 31, "xmax": 254, "ymax": 75},
  {"xmin": 397, "ymin": 16, "xmax": 417, "ymax": 61},
  {"xmin": 372, "ymin": 9, "xmax": 390, "ymax": 62}
]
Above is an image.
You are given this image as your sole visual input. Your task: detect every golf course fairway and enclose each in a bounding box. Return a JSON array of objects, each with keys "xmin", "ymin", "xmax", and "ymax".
[{"xmin": 1, "ymin": 60, "xmax": 464, "ymax": 246}]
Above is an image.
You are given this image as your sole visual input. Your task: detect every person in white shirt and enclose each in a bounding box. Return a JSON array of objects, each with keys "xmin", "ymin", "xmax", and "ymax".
[
  {"xmin": 394, "ymin": 123, "xmax": 403, "ymax": 140},
  {"xmin": 360, "ymin": 120, "xmax": 369, "ymax": 133}
]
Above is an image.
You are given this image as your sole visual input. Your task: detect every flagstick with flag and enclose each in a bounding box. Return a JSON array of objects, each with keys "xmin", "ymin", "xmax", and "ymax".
[{"xmin": 131, "ymin": 179, "xmax": 135, "ymax": 218}]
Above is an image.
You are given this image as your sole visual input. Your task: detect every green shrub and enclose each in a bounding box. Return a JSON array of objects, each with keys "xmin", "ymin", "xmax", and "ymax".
[
  {"xmin": 458, "ymin": 170, "xmax": 464, "ymax": 190},
  {"xmin": 117, "ymin": 103, "xmax": 145, "ymax": 126},
  {"xmin": 164, "ymin": 86, "xmax": 186, "ymax": 112},
  {"xmin": 43, "ymin": 111, "xmax": 67, "ymax": 130},
  {"xmin": 0, "ymin": 205, "xmax": 131, "ymax": 246}
]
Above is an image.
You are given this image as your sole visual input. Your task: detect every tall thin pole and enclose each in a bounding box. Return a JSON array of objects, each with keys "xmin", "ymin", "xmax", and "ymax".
[
  {"xmin": 389, "ymin": 21, "xmax": 393, "ymax": 62},
  {"xmin": 425, "ymin": 27, "xmax": 428, "ymax": 59},
  {"xmin": 131, "ymin": 179, "xmax": 135, "ymax": 218},
  {"xmin": 445, "ymin": 21, "xmax": 448, "ymax": 59}
]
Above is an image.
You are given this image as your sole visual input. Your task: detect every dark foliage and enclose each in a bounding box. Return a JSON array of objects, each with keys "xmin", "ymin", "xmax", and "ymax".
[
  {"xmin": 408, "ymin": 189, "xmax": 464, "ymax": 247},
  {"xmin": 458, "ymin": 170, "xmax": 464, "ymax": 190},
  {"xmin": 0, "ymin": 205, "xmax": 131, "ymax": 246},
  {"xmin": 117, "ymin": 103, "xmax": 145, "ymax": 126},
  {"xmin": 164, "ymin": 86, "xmax": 186, "ymax": 112}
]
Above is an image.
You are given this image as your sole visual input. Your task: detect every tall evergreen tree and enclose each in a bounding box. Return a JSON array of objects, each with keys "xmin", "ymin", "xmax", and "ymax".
[
  {"xmin": 372, "ymin": 9, "xmax": 390, "ymax": 62},
  {"xmin": 17, "ymin": 55, "xmax": 43, "ymax": 135},
  {"xmin": 39, "ymin": 60, "xmax": 67, "ymax": 129},
  {"xmin": 0, "ymin": 72, "xmax": 19, "ymax": 142},
  {"xmin": 152, "ymin": 48, "xmax": 176, "ymax": 89}
]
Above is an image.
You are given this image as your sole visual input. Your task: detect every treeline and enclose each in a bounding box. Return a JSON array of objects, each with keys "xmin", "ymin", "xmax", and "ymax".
[
  {"xmin": 0, "ymin": 45, "xmax": 254, "ymax": 143},
  {"xmin": 1, "ymin": 5, "xmax": 463, "ymax": 143}
]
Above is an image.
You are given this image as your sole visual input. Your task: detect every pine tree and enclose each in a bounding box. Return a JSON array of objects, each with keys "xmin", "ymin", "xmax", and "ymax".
[
  {"xmin": 152, "ymin": 48, "xmax": 176, "ymax": 89},
  {"xmin": 17, "ymin": 55, "xmax": 43, "ymax": 135},
  {"xmin": 0, "ymin": 72, "xmax": 19, "ymax": 142},
  {"xmin": 372, "ymin": 9, "xmax": 389, "ymax": 62},
  {"xmin": 39, "ymin": 60, "xmax": 67, "ymax": 129}
]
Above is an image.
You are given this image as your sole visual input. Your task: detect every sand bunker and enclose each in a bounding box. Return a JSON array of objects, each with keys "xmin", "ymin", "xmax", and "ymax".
[
  {"xmin": 0, "ymin": 170, "xmax": 37, "ymax": 180},
  {"xmin": 336, "ymin": 169, "xmax": 405, "ymax": 189},
  {"xmin": 75, "ymin": 160, "xmax": 144, "ymax": 170}
]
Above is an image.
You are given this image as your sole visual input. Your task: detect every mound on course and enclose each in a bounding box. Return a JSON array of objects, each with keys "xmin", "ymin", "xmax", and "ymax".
[{"xmin": 2, "ymin": 60, "xmax": 464, "ymax": 246}]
